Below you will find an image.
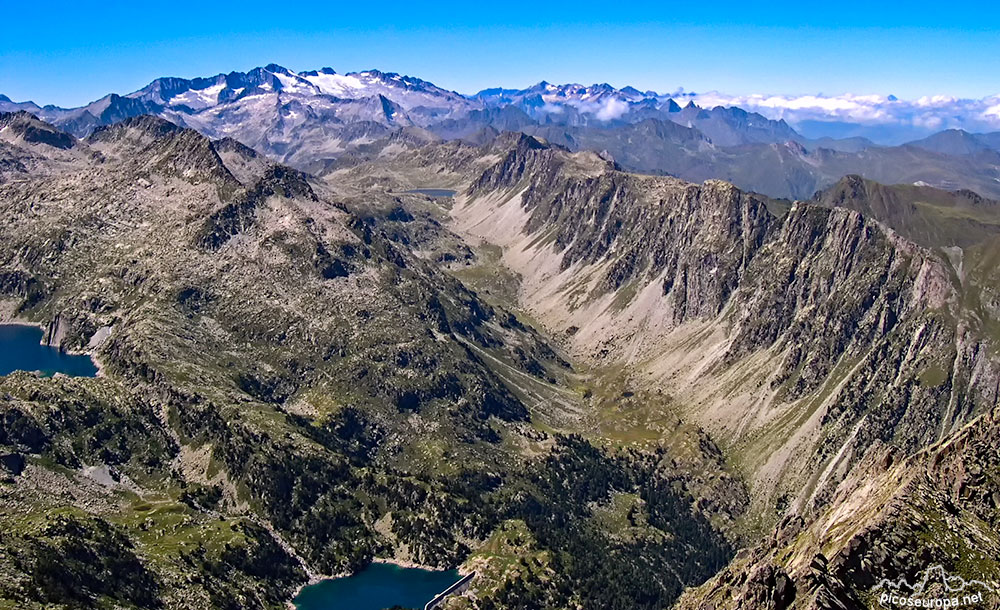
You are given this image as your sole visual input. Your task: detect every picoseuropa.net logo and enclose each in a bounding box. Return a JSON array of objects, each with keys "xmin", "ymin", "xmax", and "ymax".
[{"xmin": 873, "ymin": 565, "xmax": 996, "ymax": 608}]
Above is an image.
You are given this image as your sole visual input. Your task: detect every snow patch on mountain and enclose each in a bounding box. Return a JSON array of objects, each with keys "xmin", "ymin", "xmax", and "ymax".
[
  {"xmin": 301, "ymin": 71, "xmax": 366, "ymax": 97},
  {"xmin": 169, "ymin": 82, "xmax": 226, "ymax": 110}
]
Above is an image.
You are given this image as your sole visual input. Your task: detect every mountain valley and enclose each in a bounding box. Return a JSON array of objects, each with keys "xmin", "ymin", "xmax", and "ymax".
[{"xmin": 2, "ymin": 62, "xmax": 1000, "ymax": 610}]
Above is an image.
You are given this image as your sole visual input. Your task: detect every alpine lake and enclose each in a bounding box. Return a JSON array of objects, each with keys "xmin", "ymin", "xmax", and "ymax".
[
  {"xmin": 403, "ymin": 189, "xmax": 457, "ymax": 198},
  {"xmin": 293, "ymin": 563, "xmax": 462, "ymax": 610},
  {"xmin": 0, "ymin": 324, "xmax": 99, "ymax": 377}
]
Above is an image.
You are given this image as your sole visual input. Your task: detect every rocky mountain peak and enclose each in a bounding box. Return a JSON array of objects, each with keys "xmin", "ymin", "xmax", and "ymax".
[
  {"xmin": 263, "ymin": 63, "xmax": 291, "ymax": 74},
  {"xmin": 299, "ymin": 67, "xmax": 337, "ymax": 76},
  {"xmin": 87, "ymin": 114, "xmax": 183, "ymax": 142},
  {"xmin": 0, "ymin": 111, "xmax": 75, "ymax": 149},
  {"xmin": 814, "ymin": 173, "xmax": 1000, "ymax": 248},
  {"xmin": 87, "ymin": 114, "xmax": 243, "ymax": 188}
]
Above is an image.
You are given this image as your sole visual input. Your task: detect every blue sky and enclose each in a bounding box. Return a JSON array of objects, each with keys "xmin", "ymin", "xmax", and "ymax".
[{"xmin": 2, "ymin": 0, "xmax": 998, "ymax": 107}]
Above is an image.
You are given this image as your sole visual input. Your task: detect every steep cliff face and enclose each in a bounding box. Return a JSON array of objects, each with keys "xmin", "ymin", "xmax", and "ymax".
[
  {"xmin": 723, "ymin": 203, "xmax": 999, "ymax": 511},
  {"xmin": 675, "ymin": 404, "xmax": 1000, "ymax": 610},
  {"xmin": 469, "ymin": 137, "xmax": 776, "ymax": 324},
  {"xmin": 448, "ymin": 136, "xmax": 1000, "ymax": 519}
]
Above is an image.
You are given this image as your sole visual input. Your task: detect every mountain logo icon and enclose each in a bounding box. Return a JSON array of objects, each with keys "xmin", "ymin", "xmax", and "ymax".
[{"xmin": 873, "ymin": 565, "xmax": 996, "ymax": 607}]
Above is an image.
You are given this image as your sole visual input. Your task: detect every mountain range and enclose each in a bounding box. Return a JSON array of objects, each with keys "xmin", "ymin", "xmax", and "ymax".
[{"xmin": 4, "ymin": 65, "xmax": 1000, "ymax": 200}]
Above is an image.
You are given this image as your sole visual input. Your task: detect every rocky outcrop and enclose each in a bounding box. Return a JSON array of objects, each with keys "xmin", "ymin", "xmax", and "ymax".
[
  {"xmin": 88, "ymin": 115, "xmax": 240, "ymax": 187},
  {"xmin": 676, "ymin": 405, "xmax": 1000, "ymax": 610},
  {"xmin": 198, "ymin": 165, "xmax": 317, "ymax": 250},
  {"xmin": 469, "ymin": 133, "xmax": 559, "ymax": 194},
  {"xmin": 452, "ymin": 135, "xmax": 1000, "ymax": 516},
  {"xmin": 0, "ymin": 112, "xmax": 75, "ymax": 149}
]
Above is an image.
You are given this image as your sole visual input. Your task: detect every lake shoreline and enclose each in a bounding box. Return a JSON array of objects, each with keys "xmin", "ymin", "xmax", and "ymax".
[
  {"xmin": 286, "ymin": 570, "xmax": 350, "ymax": 610},
  {"xmin": 0, "ymin": 321, "xmax": 104, "ymax": 378},
  {"xmin": 287, "ymin": 557, "xmax": 468, "ymax": 610}
]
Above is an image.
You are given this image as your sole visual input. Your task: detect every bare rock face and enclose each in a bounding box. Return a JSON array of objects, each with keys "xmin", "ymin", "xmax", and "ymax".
[
  {"xmin": 468, "ymin": 135, "xmax": 777, "ymax": 326},
  {"xmin": 444, "ymin": 134, "xmax": 1000, "ymax": 526},
  {"xmin": 0, "ymin": 111, "xmax": 75, "ymax": 150},
  {"xmin": 433, "ymin": 133, "xmax": 1000, "ymax": 609},
  {"xmin": 723, "ymin": 201, "xmax": 997, "ymax": 505},
  {"xmin": 676, "ymin": 405, "xmax": 1000, "ymax": 610}
]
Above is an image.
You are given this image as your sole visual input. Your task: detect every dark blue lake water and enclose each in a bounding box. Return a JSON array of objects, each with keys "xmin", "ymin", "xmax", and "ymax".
[
  {"xmin": 294, "ymin": 563, "xmax": 461, "ymax": 610},
  {"xmin": 0, "ymin": 324, "xmax": 98, "ymax": 377},
  {"xmin": 404, "ymin": 189, "xmax": 457, "ymax": 198}
]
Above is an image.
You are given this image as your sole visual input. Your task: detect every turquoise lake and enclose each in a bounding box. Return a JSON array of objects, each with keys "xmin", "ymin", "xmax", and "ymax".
[
  {"xmin": 294, "ymin": 563, "xmax": 461, "ymax": 610},
  {"xmin": 0, "ymin": 324, "xmax": 98, "ymax": 377}
]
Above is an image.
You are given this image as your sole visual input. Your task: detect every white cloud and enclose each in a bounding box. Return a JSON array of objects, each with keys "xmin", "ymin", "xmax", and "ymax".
[
  {"xmin": 912, "ymin": 115, "xmax": 944, "ymax": 130},
  {"xmin": 982, "ymin": 101, "xmax": 1000, "ymax": 120},
  {"xmin": 682, "ymin": 91, "xmax": 1000, "ymax": 132},
  {"xmin": 595, "ymin": 98, "xmax": 629, "ymax": 121}
]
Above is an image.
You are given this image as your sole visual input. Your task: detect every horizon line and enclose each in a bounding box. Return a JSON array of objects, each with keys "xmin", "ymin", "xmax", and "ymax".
[{"xmin": 3, "ymin": 61, "xmax": 999, "ymax": 110}]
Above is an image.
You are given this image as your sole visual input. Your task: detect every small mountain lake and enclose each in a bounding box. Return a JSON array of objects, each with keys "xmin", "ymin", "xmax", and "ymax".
[
  {"xmin": 0, "ymin": 324, "xmax": 98, "ymax": 377},
  {"xmin": 294, "ymin": 563, "xmax": 462, "ymax": 610},
  {"xmin": 404, "ymin": 188, "xmax": 457, "ymax": 198}
]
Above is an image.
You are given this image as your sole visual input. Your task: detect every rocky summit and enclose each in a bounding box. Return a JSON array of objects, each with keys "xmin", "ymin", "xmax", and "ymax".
[{"xmin": 1, "ymin": 73, "xmax": 999, "ymax": 610}]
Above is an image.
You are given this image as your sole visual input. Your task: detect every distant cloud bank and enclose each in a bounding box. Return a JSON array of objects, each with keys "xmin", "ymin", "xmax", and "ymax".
[{"xmin": 685, "ymin": 91, "xmax": 1000, "ymax": 137}]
